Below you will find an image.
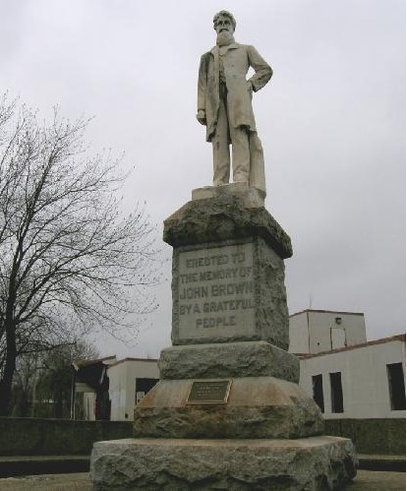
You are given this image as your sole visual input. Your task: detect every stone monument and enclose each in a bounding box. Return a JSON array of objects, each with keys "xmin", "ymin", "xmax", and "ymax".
[{"xmin": 90, "ymin": 11, "xmax": 357, "ymax": 490}]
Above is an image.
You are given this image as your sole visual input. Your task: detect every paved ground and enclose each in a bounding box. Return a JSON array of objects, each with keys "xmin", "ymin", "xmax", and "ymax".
[
  {"xmin": 348, "ymin": 470, "xmax": 405, "ymax": 490},
  {"xmin": 0, "ymin": 470, "xmax": 404, "ymax": 490},
  {"xmin": 0, "ymin": 472, "xmax": 92, "ymax": 490}
]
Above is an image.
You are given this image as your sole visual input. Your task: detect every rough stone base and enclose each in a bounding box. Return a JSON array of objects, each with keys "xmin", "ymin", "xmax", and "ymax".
[
  {"xmin": 90, "ymin": 436, "xmax": 357, "ymax": 490},
  {"xmin": 163, "ymin": 192, "xmax": 292, "ymax": 259},
  {"xmin": 133, "ymin": 376, "xmax": 324, "ymax": 439},
  {"xmin": 191, "ymin": 183, "xmax": 265, "ymax": 208},
  {"xmin": 159, "ymin": 341, "xmax": 300, "ymax": 382}
]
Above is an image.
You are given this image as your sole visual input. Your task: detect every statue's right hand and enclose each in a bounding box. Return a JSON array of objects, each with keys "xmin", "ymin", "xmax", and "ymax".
[{"xmin": 196, "ymin": 110, "xmax": 207, "ymax": 125}]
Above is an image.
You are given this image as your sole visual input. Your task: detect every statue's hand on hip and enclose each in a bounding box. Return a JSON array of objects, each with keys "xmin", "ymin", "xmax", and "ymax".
[{"xmin": 196, "ymin": 109, "xmax": 207, "ymax": 125}]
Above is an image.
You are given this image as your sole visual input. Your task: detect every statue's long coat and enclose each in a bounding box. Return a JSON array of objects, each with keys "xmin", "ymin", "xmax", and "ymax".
[{"xmin": 197, "ymin": 43, "xmax": 272, "ymax": 142}]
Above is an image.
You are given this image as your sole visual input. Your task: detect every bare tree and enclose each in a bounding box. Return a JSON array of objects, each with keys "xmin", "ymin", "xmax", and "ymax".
[
  {"xmin": 0, "ymin": 95, "xmax": 160, "ymax": 415},
  {"xmin": 11, "ymin": 338, "xmax": 99, "ymax": 418}
]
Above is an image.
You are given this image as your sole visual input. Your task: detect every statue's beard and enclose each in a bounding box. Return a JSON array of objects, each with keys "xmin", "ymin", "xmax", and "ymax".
[{"xmin": 216, "ymin": 31, "xmax": 235, "ymax": 46}]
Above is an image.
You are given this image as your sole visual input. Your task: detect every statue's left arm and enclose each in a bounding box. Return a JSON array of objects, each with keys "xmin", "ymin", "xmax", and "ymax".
[
  {"xmin": 246, "ymin": 46, "xmax": 272, "ymax": 92},
  {"xmin": 197, "ymin": 53, "xmax": 210, "ymax": 125}
]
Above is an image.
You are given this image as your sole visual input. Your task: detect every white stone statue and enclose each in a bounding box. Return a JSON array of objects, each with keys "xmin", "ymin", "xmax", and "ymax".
[{"xmin": 197, "ymin": 10, "xmax": 272, "ymax": 194}]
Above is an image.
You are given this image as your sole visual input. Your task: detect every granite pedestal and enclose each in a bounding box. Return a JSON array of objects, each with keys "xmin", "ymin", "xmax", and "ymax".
[{"xmin": 90, "ymin": 185, "xmax": 357, "ymax": 490}]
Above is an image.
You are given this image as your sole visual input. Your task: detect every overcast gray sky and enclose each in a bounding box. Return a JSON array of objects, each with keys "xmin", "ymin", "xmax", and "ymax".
[{"xmin": 1, "ymin": 0, "xmax": 405, "ymax": 358}]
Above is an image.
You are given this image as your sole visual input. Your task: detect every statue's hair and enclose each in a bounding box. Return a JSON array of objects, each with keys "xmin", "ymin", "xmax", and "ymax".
[{"xmin": 213, "ymin": 10, "xmax": 236, "ymax": 31}]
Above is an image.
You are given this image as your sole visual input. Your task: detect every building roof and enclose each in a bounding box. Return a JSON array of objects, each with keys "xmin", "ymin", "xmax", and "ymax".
[
  {"xmin": 72, "ymin": 355, "xmax": 117, "ymax": 371},
  {"xmin": 297, "ymin": 334, "xmax": 406, "ymax": 359},
  {"xmin": 290, "ymin": 309, "xmax": 365, "ymax": 318},
  {"xmin": 72, "ymin": 356, "xmax": 117, "ymax": 389},
  {"xmin": 108, "ymin": 357, "xmax": 159, "ymax": 369}
]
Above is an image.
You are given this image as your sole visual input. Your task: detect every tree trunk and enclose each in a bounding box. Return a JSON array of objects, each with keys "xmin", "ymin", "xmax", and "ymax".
[
  {"xmin": 0, "ymin": 355, "xmax": 16, "ymax": 416},
  {"xmin": 0, "ymin": 316, "xmax": 17, "ymax": 416}
]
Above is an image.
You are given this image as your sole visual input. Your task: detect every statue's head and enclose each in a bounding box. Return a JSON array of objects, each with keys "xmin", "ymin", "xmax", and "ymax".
[{"xmin": 213, "ymin": 10, "xmax": 236, "ymax": 35}]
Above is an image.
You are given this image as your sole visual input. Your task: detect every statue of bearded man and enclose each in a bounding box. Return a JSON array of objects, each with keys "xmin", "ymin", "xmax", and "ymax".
[{"xmin": 197, "ymin": 10, "xmax": 272, "ymax": 194}]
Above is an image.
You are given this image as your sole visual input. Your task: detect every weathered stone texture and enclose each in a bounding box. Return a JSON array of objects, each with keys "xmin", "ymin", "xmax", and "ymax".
[
  {"xmin": 163, "ymin": 193, "xmax": 292, "ymax": 259},
  {"xmin": 254, "ymin": 237, "xmax": 289, "ymax": 350},
  {"xmin": 172, "ymin": 241, "xmax": 257, "ymax": 345},
  {"xmin": 171, "ymin": 237, "xmax": 290, "ymax": 349},
  {"xmin": 159, "ymin": 341, "xmax": 299, "ymax": 382},
  {"xmin": 90, "ymin": 190, "xmax": 358, "ymax": 489},
  {"xmin": 91, "ymin": 436, "xmax": 357, "ymax": 490},
  {"xmin": 133, "ymin": 377, "xmax": 324, "ymax": 439},
  {"xmin": 191, "ymin": 182, "xmax": 265, "ymax": 208},
  {"xmin": 167, "ymin": 194, "xmax": 292, "ymax": 348}
]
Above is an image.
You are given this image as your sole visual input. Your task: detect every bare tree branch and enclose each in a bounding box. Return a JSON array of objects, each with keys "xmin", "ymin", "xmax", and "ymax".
[{"xmin": 0, "ymin": 95, "xmax": 161, "ymax": 415}]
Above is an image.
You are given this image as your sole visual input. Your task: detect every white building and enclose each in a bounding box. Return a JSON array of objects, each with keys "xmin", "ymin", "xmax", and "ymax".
[
  {"xmin": 289, "ymin": 309, "xmax": 405, "ymax": 419},
  {"xmin": 107, "ymin": 358, "xmax": 159, "ymax": 421},
  {"xmin": 298, "ymin": 335, "xmax": 406, "ymax": 419},
  {"xmin": 289, "ymin": 309, "xmax": 367, "ymax": 355},
  {"xmin": 74, "ymin": 310, "xmax": 405, "ymax": 422}
]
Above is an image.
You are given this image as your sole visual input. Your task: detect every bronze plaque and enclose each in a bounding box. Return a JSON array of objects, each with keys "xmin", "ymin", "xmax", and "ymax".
[{"xmin": 186, "ymin": 380, "xmax": 232, "ymax": 405}]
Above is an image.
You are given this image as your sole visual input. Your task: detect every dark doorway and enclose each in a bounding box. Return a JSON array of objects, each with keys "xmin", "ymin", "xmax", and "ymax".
[
  {"xmin": 387, "ymin": 363, "xmax": 406, "ymax": 410},
  {"xmin": 330, "ymin": 372, "xmax": 344, "ymax": 413},
  {"xmin": 312, "ymin": 374, "xmax": 324, "ymax": 413}
]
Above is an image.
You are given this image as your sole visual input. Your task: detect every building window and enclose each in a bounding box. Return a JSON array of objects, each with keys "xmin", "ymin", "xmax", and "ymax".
[
  {"xmin": 312, "ymin": 374, "xmax": 324, "ymax": 413},
  {"xmin": 330, "ymin": 372, "xmax": 344, "ymax": 413},
  {"xmin": 387, "ymin": 363, "xmax": 406, "ymax": 410}
]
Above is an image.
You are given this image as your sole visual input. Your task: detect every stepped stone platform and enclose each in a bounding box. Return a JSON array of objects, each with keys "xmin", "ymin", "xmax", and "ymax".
[
  {"xmin": 90, "ymin": 189, "xmax": 358, "ymax": 489},
  {"xmin": 132, "ymin": 376, "xmax": 324, "ymax": 439},
  {"xmin": 3, "ymin": 469, "xmax": 404, "ymax": 491},
  {"xmin": 91, "ymin": 437, "xmax": 356, "ymax": 490}
]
